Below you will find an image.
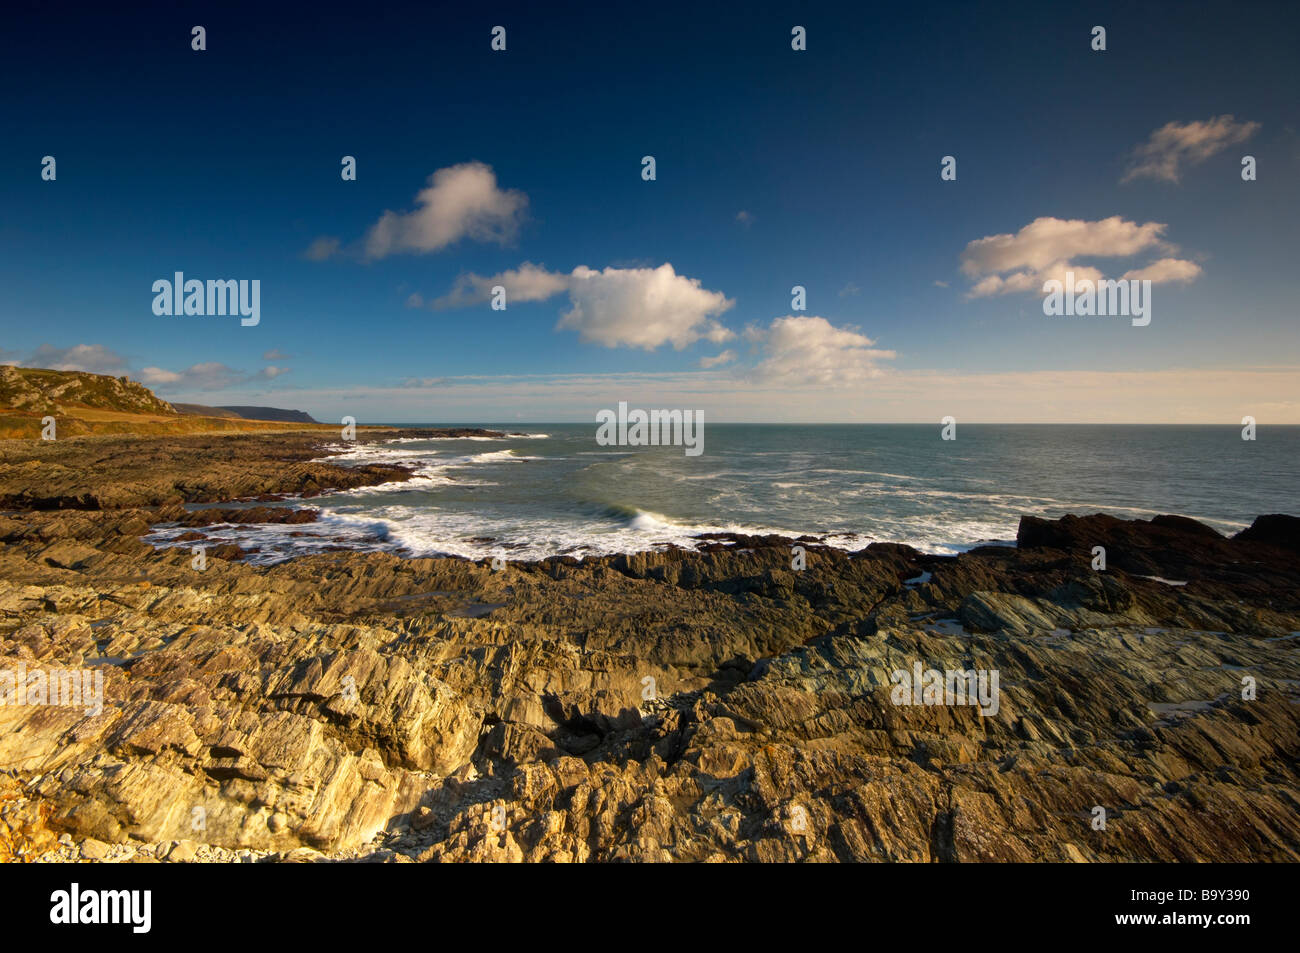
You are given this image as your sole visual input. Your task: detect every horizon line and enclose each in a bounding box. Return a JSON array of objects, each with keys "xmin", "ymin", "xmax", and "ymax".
[{"xmin": 357, "ymin": 420, "xmax": 1296, "ymax": 427}]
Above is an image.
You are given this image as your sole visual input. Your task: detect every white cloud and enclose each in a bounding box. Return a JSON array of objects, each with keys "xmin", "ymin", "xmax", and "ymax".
[
  {"xmin": 960, "ymin": 216, "xmax": 1200, "ymax": 297},
  {"xmin": 962, "ymin": 216, "xmax": 1166, "ymax": 279},
  {"xmin": 968, "ymin": 261, "xmax": 1105, "ymax": 298},
  {"xmin": 17, "ymin": 346, "xmax": 290, "ymax": 397},
  {"xmin": 1121, "ymin": 257, "xmax": 1203, "ymax": 283},
  {"xmin": 432, "ymin": 262, "xmax": 735, "ymax": 350},
  {"xmin": 839, "ymin": 282, "xmax": 861, "ymax": 297},
  {"xmin": 747, "ymin": 316, "xmax": 896, "ymax": 386},
  {"xmin": 559, "ymin": 264, "xmax": 734, "ymax": 350},
  {"xmin": 138, "ymin": 362, "xmax": 271, "ymax": 391},
  {"xmin": 1122, "ymin": 115, "xmax": 1260, "ymax": 184},
  {"xmin": 361, "ymin": 162, "xmax": 528, "ymax": 259},
  {"xmin": 699, "ymin": 349, "xmax": 736, "ymax": 369},
  {"xmin": 262, "ymin": 349, "xmax": 292, "ymax": 360},
  {"xmin": 736, "ymin": 210, "xmax": 754, "ymax": 226},
  {"xmin": 137, "ymin": 367, "xmax": 183, "ymax": 385},
  {"xmin": 24, "ymin": 344, "xmax": 129, "ymax": 375},
  {"xmin": 433, "ymin": 262, "xmax": 570, "ymax": 310}
]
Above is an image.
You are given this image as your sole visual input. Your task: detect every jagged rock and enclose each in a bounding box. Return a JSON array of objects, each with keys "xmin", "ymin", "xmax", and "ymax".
[
  {"xmin": 1234, "ymin": 514, "xmax": 1300, "ymax": 551},
  {"xmin": 0, "ymin": 433, "xmax": 1296, "ymax": 863}
]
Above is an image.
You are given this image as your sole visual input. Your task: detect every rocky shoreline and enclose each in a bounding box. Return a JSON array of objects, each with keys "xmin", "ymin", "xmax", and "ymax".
[{"xmin": 1, "ymin": 430, "xmax": 1297, "ymax": 862}]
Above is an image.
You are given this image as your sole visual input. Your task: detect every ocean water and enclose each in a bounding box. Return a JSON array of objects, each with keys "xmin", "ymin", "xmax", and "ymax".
[{"xmin": 149, "ymin": 424, "xmax": 1299, "ymax": 565}]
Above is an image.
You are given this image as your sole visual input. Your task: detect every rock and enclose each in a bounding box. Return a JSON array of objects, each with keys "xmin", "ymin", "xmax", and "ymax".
[
  {"xmin": 37, "ymin": 541, "xmax": 101, "ymax": 570},
  {"xmin": 79, "ymin": 838, "xmax": 110, "ymax": 860},
  {"xmin": 960, "ymin": 591, "xmax": 1058, "ymax": 635},
  {"xmin": 0, "ymin": 433, "xmax": 1297, "ymax": 862},
  {"xmin": 165, "ymin": 840, "xmax": 198, "ymax": 862},
  {"xmin": 281, "ymin": 847, "xmax": 325, "ymax": 863},
  {"xmin": 1234, "ymin": 514, "xmax": 1300, "ymax": 551}
]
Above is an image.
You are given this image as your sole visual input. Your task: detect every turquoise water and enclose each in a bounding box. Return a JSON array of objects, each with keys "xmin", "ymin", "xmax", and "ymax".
[{"xmin": 151, "ymin": 424, "xmax": 1299, "ymax": 564}]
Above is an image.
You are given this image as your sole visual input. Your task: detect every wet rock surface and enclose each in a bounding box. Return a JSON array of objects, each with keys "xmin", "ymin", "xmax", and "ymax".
[{"xmin": 0, "ymin": 432, "xmax": 1297, "ymax": 862}]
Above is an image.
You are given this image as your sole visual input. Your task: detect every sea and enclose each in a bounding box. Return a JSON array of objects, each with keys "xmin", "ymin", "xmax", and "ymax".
[{"xmin": 147, "ymin": 424, "xmax": 1299, "ymax": 565}]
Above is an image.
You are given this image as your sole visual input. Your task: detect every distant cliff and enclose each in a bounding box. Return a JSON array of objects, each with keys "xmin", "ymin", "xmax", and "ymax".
[
  {"xmin": 174, "ymin": 404, "xmax": 318, "ymax": 423},
  {"xmin": 216, "ymin": 406, "xmax": 319, "ymax": 424},
  {"xmin": 171, "ymin": 404, "xmax": 243, "ymax": 419}
]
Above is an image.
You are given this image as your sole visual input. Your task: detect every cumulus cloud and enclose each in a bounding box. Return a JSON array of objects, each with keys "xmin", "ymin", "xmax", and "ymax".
[
  {"xmin": 1120, "ymin": 257, "xmax": 1203, "ymax": 283},
  {"xmin": 136, "ymin": 367, "xmax": 182, "ymax": 385},
  {"xmin": 962, "ymin": 216, "xmax": 1166, "ymax": 278},
  {"xmin": 736, "ymin": 210, "xmax": 754, "ymax": 226},
  {"xmin": 433, "ymin": 262, "xmax": 570, "ymax": 310},
  {"xmin": 262, "ymin": 349, "xmax": 292, "ymax": 361},
  {"xmin": 746, "ymin": 316, "xmax": 896, "ymax": 386},
  {"xmin": 138, "ymin": 363, "xmax": 239, "ymax": 390},
  {"xmin": 559, "ymin": 264, "xmax": 734, "ymax": 350},
  {"xmin": 839, "ymin": 282, "xmax": 861, "ymax": 297},
  {"xmin": 138, "ymin": 362, "xmax": 285, "ymax": 391},
  {"xmin": 699, "ymin": 349, "xmax": 736, "ymax": 369},
  {"xmin": 15, "ymin": 345, "xmax": 291, "ymax": 395},
  {"xmin": 24, "ymin": 344, "xmax": 129, "ymax": 375},
  {"xmin": 360, "ymin": 162, "xmax": 528, "ymax": 259},
  {"xmin": 432, "ymin": 262, "xmax": 735, "ymax": 350},
  {"xmin": 960, "ymin": 216, "xmax": 1200, "ymax": 297},
  {"xmin": 968, "ymin": 261, "xmax": 1105, "ymax": 298},
  {"xmin": 1122, "ymin": 115, "xmax": 1260, "ymax": 184}
]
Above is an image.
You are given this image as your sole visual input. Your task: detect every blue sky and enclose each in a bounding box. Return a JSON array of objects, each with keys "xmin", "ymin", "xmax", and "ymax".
[{"xmin": 2, "ymin": 0, "xmax": 1298, "ymax": 422}]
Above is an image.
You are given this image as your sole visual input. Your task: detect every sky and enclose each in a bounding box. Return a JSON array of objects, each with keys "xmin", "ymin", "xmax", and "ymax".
[{"xmin": 2, "ymin": 0, "xmax": 1298, "ymax": 422}]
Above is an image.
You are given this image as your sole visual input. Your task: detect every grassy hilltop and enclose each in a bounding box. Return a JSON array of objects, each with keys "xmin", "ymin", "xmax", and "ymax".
[{"xmin": 0, "ymin": 365, "xmax": 338, "ymax": 438}]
